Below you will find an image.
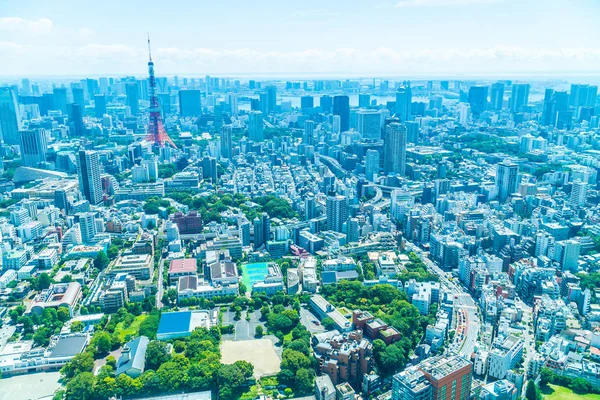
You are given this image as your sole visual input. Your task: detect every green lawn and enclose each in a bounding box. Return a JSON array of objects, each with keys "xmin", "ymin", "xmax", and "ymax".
[
  {"xmin": 114, "ymin": 315, "xmax": 148, "ymax": 342},
  {"xmin": 542, "ymin": 384, "xmax": 600, "ymax": 400}
]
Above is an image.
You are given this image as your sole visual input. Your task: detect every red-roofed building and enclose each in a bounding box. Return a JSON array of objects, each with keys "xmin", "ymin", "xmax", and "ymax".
[{"xmin": 168, "ymin": 259, "xmax": 197, "ymax": 284}]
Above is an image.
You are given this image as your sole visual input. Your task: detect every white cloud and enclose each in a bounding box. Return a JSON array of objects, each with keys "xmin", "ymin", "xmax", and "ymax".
[
  {"xmin": 396, "ymin": 0, "xmax": 502, "ymax": 7},
  {"xmin": 1, "ymin": 43, "xmax": 600, "ymax": 76},
  {"xmin": 0, "ymin": 17, "xmax": 53, "ymax": 34},
  {"xmin": 78, "ymin": 28, "xmax": 96, "ymax": 41},
  {"xmin": 293, "ymin": 9, "xmax": 341, "ymax": 18}
]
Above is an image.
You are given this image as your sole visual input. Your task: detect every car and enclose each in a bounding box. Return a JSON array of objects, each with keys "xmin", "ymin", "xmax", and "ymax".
[{"xmin": 314, "ymin": 321, "xmax": 320, "ymax": 325}]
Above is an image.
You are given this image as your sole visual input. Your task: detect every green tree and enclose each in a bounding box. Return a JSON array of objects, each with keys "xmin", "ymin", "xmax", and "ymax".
[
  {"xmin": 157, "ymin": 355, "xmax": 189, "ymax": 390},
  {"xmin": 61, "ymin": 351, "xmax": 95, "ymax": 380},
  {"xmin": 145, "ymin": 340, "xmax": 171, "ymax": 371},
  {"xmin": 321, "ymin": 317, "xmax": 335, "ymax": 331},
  {"xmin": 107, "ymin": 245, "xmax": 120, "ymax": 259},
  {"xmin": 94, "ymin": 251, "xmax": 110, "ymax": 270},
  {"xmin": 65, "ymin": 372, "xmax": 96, "ymax": 400},
  {"xmin": 57, "ymin": 307, "xmax": 71, "ymax": 323},
  {"xmin": 571, "ymin": 378, "xmax": 593, "ymax": 394},
  {"xmin": 526, "ymin": 380, "xmax": 537, "ymax": 400},
  {"xmin": 35, "ymin": 273, "xmax": 53, "ymax": 291},
  {"xmin": 233, "ymin": 360, "xmax": 254, "ymax": 379},
  {"xmin": 91, "ymin": 331, "xmax": 112, "ymax": 355},
  {"xmin": 216, "ymin": 363, "xmax": 246, "ymax": 389},
  {"xmin": 255, "ymin": 325, "xmax": 264, "ymax": 337},
  {"xmin": 540, "ymin": 367, "xmax": 556, "ymax": 387},
  {"xmin": 295, "ymin": 368, "xmax": 315, "ymax": 395}
]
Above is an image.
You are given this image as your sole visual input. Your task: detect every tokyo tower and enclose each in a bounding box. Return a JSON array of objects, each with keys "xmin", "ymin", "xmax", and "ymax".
[{"xmin": 146, "ymin": 35, "xmax": 176, "ymax": 148}]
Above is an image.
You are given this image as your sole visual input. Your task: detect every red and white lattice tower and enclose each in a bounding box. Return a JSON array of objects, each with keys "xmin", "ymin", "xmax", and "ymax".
[{"xmin": 146, "ymin": 35, "xmax": 176, "ymax": 148}]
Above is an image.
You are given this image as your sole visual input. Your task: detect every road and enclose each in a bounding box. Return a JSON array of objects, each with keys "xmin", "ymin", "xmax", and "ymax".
[
  {"xmin": 405, "ymin": 242, "xmax": 481, "ymax": 359},
  {"xmin": 156, "ymin": 220, "xmax": 166, "ymax": 309},
  {"xmin": 300, "ymin": 307, "xmax": 325, "ymax": 334}
]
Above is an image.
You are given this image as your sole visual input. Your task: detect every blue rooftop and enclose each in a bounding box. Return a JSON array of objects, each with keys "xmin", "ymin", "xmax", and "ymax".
[{"xmin": 157, "ymin": 311, "xmax": 192, "ymax": 335}]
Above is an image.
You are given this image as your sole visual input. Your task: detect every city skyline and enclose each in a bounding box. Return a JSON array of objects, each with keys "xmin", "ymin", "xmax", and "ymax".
[{"xmin": 2, "ymin": 0, "xmax": 600, "ymax": 77}]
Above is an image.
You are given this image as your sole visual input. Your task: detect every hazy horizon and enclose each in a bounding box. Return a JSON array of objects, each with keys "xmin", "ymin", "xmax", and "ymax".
[{"xmin": 2, "ymin": 0, "xmax": 599, "ymax": 77}]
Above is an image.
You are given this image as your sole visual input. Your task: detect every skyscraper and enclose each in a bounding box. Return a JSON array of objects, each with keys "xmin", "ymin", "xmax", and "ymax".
[
  {"xmin": 510, "ymin": 83, "xmax": 530, "ymax": 112},
  {"xmin": 253, "ymin": 212, "xmax": 271, "ymax": 248},
  {"xmin": 77, "ymin": 150, "xmax": 103, "ymax": 205},
  {"xmin": 468, "ymin": 86, "xmax": 488, "ymax": 115},
  {"xmin": 19, "ymin": 128, "xmax": 48, "ymax": 167},
  {"xmin": 359, "ymin": 93, "xmax": 371, "ymax": 108},
  {"xmin": 220, "ymin": 125, "xmax": 233, "ymax": 159},
  {"xmin": 495, "ymin": 161, "xmax": 519, "ymax": 203},
  {"xmin": 78, "ymin": 212, "xmax": 97, "ymax": 244},
  {"xmin": 347, "ymin": 217, "xmax": 360, "ymax": 243},
  {"xmin": 53, "ymin": 87, "xmax": 68, "ymax": 115},
  {"xmin": 0, "ymin": 86, "xmax": 22, "ymax": 145},
  {"xmin": 320, "ymin": 95, "xmax": 332, "ymax": 113},
  {"xmin": 21, "ymin": 78, "xmax": 31, "ymax": 96},
  {"xmin": 265, "ymin": 85, "xmax": 277, "ymax": 114},
  {"xmin": 384, "ymin": 122, "xmax": 407, "ymax": 175},
  {"xmin": 95, "ymin": 94, "xmax": 107, "ymax": 118},
  {"xmin": 326, "ymin": 195, "xmax": 348, "ymax": 233},
  {"xmin": 301, "ymin": 95, "xmax": 314, "ymax": 110},
  {"xmin": 333, "ymin": 95, "xmax": 350, "ymax": 132},
  {"xmin": 202, "ymin": 156, "xmax": 218, "ymax": 183},
  {"xmin": 570, "ymin": 180, "xmax": 588, "ymax": 207},
  {"xmin": 248, "ymin": 111, "xmax": 264, "ymax": 142},
  {"xmin": 357, "ymin": 110, "xmax": 381, "ymax": 141},
  {"xmin": 178, "ymin": 89, "xmax": 202, "ymax": 117},
  {"xmin": 72, "ymin": 86, "xmax": 84, "ymax": 107},
  {"xmin": 304, "ymin": 194, "xmax": 317, "ymax": 220},
  {"xmin": 541, "ymin": 89, "xmax": 555, "ymax": 126},
  {"xmin": 490, "ymin": 82, "xmax": 505, "ymax": 111},
  {"xmin": 304, "ymin": 120, "xmax": 315, "ymax": 145},
  {"xmin": 395, "ymin": 86, "xmax": 412, "ymax": 122},
  {"xmin": 365, "ymin": 149, "xmax": 380, "ymax": 182},
  {"xmin": 405, "ymin": 121, "xmax": 420, "ymax": 144},
  {"xmin": 67, "ymin": 103, "xmax": 85, "ymax": 136},
  {"xmin": 126, "ymin": 82, "xmax": 140, "ymax": 115}
]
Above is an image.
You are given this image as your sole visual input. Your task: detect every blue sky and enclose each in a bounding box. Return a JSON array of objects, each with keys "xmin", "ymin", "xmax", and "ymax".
[{"xmin": 1, "ymin": 0, "xmax": 599, "ymax": 77}]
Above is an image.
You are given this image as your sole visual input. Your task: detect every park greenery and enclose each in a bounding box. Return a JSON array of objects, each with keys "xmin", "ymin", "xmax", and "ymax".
[
  {"xmin": 541, "ymin": 367, "xmax": 599, "ymax": 395},
  {"xmin": 60, "ymin": 308, "xmax": 255, "ymax": 400},
  {"xmin": 320, "ymin": 280, "xmax": 430, "ymax": 376},
  {"xmin": 159, "ymin": 192, "xmax": 297, "ymax": 224}
]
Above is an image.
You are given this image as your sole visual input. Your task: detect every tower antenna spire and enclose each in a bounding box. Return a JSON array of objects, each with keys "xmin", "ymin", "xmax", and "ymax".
[{"xmin": 147, "ymin": 32, "xmax": 152, "ymax": 62}]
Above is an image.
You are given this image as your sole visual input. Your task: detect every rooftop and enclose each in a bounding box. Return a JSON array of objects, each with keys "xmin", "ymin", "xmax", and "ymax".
[{"xmin": 169, "ymin": 258, "xmax": 197, "ymax": 274}]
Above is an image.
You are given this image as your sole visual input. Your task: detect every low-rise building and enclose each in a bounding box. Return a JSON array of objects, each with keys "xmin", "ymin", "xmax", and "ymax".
[
  {"xmin": 29, "ymin": 282, "xmax": 82, "ymax": 316},
  {"xmin": 168, "ymin": 258, "xmax": 197, "ymax": 284},
  {"xmin": 116, "ymin": 336, "xmax": 149, "ymax": 378}
]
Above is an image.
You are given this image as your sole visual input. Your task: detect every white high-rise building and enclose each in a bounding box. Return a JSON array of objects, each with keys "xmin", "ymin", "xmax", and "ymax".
[
  {"xmin": 76, "ymin": 150, "xmax": 103, "ymax": 205},
  {"xmin": 78, "ymin": 212, "xmax": 97, "ymax": 244},
  {"xmin": 357, "ymin": 109, "xmax": 381, "ymax": 141},
  {"xmin": 535, "ymin": 232, "xmax": 555, "ymax": 258},
  {"xmin": 326, "ymin": 195, "xmax": 348, "ymax": 233},
  {"xmin": 248, "ymin": 110, "xmax": 264, "ymax": 142},
  {"xmin": 570, "ymin": 180, "xmax": 588, "ymax": 207},
  {"xmin": 554, "ymin": 239, "xmax": 580, "ymax": 272},
  {"xmin": 390, "ymin": 187, "xmax": 413, "ymax": 221},
  {"xmin": 132, "ymin": 165, "xmax": 150, "ymax": 183},
  {"xmin": 365, "ymin": 149, "xmax": 380, "ymax": 182},
  {"xmin": 19, "ymin": 128, "xmax": 48, "ymax": 167},
  {"xmin": 495, "ymin": 161, "xmax": 519, "ymax": 203},
  {"xmin": 383, "ymin": 122, "xmax": 407, "ymax": 175},
  {"xmin": 0, "ymin": 86, "xmax": 22, "ymax": 145}
]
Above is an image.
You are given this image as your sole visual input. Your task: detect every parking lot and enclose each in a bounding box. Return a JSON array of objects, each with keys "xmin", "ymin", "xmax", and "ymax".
[
  {"xmin": 300, "ymin": 307, "xmax": 325, "ymax": 334},
  {"xmin": 221, "ymin": 309, "xmax": 264, "ymax": 341}
]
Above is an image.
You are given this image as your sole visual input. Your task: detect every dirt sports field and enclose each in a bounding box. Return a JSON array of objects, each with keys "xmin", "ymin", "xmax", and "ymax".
[{"xmin": 220, "ymin": 338, "xmax": 281, "ymax": 378}]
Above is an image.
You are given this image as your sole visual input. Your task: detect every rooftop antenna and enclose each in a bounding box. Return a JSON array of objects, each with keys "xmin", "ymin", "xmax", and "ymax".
[{"xmin": 147, "ymin": 32, "xmax": 152, "ymax": 62}]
